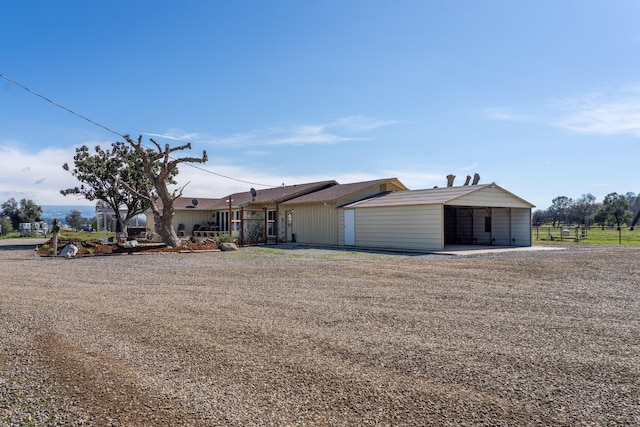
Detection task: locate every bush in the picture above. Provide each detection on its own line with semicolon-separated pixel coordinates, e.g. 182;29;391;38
217;233;235;244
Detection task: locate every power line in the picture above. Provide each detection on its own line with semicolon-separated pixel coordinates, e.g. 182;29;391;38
0;72;125;138
0;72;276;187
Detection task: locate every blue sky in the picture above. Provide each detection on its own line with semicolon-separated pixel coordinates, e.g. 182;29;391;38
1;1;639;210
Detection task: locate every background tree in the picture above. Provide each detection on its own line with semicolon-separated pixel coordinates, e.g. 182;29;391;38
65;209;84;230
0;216;12;235
1;198;19;229
1;198;43;229
19;199;43;223
548;196;573;227
124;134;208;247
532;209;548;226
596;192;631;228
567;193;598;225
62;142;156;232
627;193;640;217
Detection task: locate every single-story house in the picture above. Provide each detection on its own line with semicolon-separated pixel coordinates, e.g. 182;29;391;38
145;178;534;252
337;183;535;252
145;180;338;241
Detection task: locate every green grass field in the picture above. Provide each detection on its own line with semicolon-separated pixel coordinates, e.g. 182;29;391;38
533;226;640;245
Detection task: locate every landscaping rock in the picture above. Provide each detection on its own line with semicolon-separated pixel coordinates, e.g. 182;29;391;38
219;242;238;251
59;244;78;258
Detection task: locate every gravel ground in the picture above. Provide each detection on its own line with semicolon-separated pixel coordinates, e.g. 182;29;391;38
0;240;638;426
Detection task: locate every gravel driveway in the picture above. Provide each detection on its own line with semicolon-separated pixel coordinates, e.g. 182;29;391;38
1;240;638;426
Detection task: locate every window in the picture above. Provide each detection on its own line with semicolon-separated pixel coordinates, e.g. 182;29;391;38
484;216;491;233
267;210;277;237
232;210;240;232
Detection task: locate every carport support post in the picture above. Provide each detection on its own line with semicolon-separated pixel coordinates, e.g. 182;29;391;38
507;207;512;246
240;207;245;245
275;202;279;245
486;207;493;245
228;198;232;236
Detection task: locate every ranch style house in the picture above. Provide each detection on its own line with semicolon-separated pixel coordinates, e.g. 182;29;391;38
144;177;534;252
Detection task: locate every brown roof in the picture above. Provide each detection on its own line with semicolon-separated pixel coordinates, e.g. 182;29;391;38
171;196;224;210
219;180;338;208
157;181;339;211
281;178;408;205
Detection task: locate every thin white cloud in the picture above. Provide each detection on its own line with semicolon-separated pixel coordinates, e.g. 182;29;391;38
482;108;527;121
145;129;202;141
0;144;93;205
149;115;397;148
483;87;640;138
328;115;399;132
552;88;640;136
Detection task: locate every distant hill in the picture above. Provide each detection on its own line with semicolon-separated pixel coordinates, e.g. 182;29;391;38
40;205;146;227
41;205;96;223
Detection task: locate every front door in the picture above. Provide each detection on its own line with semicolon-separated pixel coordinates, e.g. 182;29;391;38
285;210;294;242
344;210;355;245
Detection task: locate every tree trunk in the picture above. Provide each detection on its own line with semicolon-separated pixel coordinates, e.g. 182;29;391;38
152;205;182;248
123;134;207;248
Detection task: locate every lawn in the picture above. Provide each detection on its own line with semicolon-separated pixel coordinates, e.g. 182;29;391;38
533;225;640;245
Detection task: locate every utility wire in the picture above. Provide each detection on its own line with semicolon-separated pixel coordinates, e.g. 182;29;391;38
1;72;125;138
0;72;276;187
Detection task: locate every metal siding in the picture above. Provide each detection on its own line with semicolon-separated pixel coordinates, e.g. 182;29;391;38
511;208;532;246
453;187;530;208
291;203;338;245
456;208;473;244
473;208;492;244
354;205;443;251
492;208;511;245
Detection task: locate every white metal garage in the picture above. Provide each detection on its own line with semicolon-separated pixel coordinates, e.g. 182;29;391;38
339;183;535;252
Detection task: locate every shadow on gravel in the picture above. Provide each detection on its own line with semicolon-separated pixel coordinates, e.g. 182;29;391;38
265;243;429;256
0;239;45;252
0;244;39;251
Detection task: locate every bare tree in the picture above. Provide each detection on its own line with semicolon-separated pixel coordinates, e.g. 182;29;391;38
124;135;208;247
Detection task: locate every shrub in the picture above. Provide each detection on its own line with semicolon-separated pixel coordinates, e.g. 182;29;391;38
217;233;235;244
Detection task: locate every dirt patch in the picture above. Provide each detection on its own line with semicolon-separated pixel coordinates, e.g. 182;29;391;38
34;332;187;426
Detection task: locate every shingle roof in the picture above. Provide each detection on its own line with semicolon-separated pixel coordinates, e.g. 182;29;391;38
237;180;338;206
172;197;224;210
281;178;408;205
343;183;534;208
158;181;339;211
